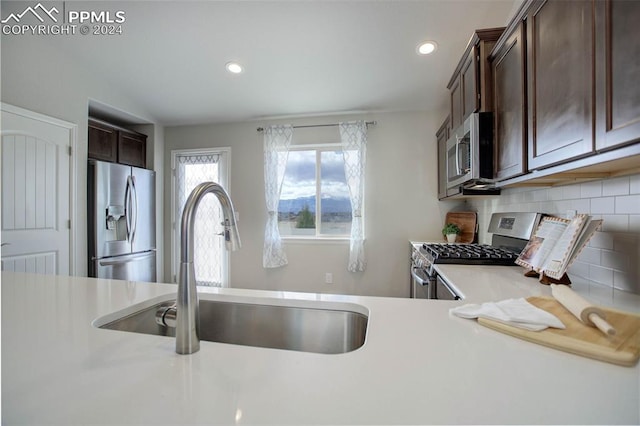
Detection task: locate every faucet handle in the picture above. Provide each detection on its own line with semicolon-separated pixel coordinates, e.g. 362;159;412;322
155;302;177;328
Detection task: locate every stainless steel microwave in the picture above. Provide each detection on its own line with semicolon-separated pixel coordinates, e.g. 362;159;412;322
445;112;494;196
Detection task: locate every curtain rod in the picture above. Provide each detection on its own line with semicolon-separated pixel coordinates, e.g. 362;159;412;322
256;121;376;132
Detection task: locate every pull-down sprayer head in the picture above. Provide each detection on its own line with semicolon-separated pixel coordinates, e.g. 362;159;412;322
176;181;241;354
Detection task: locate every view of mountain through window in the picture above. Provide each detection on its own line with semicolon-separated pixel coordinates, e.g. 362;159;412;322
278;148;353;237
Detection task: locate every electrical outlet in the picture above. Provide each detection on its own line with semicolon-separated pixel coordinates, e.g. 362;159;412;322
566;210;577;219
325;273;333;284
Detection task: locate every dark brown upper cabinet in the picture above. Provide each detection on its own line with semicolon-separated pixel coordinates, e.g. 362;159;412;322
461;51;477;121
436;117;450;200
491;21;527;181
449;76;463;132
88;119;118;163
595;0;640;151
447;28;505;131
88;118;147;168
484;0;640;188
117;130;147;168
526;0;595;170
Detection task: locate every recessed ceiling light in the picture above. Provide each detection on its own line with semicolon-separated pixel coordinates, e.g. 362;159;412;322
417;41;438;55
225;62;243;74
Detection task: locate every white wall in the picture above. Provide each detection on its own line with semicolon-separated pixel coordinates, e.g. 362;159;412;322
165;110;446;297
1;33;165;279
465;175;640;296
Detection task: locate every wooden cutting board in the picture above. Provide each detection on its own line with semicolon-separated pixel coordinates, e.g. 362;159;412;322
444;211;477;243
478;296;640;366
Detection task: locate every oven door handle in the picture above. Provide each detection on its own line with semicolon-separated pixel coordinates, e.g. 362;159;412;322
437;276;462;300
411;268;430;286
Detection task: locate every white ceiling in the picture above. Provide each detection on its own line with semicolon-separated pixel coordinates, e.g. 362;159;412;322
57;1;518;126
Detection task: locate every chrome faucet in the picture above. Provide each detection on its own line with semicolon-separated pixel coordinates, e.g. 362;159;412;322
175;182;241;354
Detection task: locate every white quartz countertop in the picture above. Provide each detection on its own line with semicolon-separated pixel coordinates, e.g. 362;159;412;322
2;270;639;425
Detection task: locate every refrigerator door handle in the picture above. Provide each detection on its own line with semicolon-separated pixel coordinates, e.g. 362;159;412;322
98;251;155;266
131;175;138;245
124;176;133;243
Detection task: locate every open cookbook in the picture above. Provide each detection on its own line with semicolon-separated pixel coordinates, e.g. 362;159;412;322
515;214;603;280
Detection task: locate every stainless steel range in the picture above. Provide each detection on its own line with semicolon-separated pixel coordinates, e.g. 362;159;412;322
410;212;544;300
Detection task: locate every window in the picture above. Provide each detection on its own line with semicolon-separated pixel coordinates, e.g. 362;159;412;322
278;144;355;238
263;120;367;270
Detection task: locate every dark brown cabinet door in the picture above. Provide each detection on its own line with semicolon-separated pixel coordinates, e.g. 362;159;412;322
595;0;640;151
118;131;147;168
447;28;503;137
461;49;478;119
88;119;118;163
88;118;147;168
527;0;595;170
450;75;463;131
492;22;527;180
436;117;450;200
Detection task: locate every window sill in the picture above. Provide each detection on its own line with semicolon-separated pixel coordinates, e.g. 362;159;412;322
281;236;351;244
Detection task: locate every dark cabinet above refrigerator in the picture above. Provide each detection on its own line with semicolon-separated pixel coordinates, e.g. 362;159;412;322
88;118;147;168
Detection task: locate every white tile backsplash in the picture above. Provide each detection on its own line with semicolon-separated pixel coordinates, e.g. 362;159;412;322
548;186;564;201
615;194;640;214
590;196;616;214
614;270;638;293
568;260;590;278
578;246;601;264
601;249;628;271
602;176;630;196
532;189;548;202
589;231;614;249
580;181;603;198
600;214;629;232
562;184;582;199
630;175;640;194
466;173;640;296
589;264;614;286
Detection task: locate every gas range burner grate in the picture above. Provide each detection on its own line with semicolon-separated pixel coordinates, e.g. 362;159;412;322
421;243;519;266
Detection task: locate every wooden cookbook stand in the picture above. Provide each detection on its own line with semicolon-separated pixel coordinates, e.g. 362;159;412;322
524;269;572;286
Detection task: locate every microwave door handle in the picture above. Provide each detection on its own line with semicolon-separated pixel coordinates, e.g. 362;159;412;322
455;135;462;176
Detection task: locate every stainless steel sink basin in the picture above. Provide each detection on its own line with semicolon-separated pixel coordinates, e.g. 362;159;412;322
93;295;368;354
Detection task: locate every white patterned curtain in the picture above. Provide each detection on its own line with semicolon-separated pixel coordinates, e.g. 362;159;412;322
263;125;293;268
339;121;367;272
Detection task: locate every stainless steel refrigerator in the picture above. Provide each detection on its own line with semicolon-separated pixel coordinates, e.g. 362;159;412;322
88;159;156;281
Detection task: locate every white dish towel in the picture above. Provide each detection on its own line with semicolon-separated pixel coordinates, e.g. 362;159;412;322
449;298;566;331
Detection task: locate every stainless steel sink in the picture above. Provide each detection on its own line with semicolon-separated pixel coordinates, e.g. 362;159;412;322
94;296;368;354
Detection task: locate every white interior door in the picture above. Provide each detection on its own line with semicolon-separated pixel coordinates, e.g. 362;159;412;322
1;104;75;275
